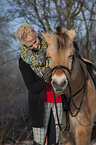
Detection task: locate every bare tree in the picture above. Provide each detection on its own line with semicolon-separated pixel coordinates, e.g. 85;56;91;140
6;0;96;62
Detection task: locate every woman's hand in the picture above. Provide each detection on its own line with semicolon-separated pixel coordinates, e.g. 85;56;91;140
43;66;52;83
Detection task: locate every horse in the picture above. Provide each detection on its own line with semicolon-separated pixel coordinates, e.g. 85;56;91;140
42;26;96;145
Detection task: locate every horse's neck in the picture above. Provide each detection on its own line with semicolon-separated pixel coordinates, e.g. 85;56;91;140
66;59;87;96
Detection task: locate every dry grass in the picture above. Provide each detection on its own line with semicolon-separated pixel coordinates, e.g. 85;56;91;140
0;109;96;145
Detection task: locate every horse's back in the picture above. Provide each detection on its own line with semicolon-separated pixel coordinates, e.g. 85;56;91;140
82;58;96;88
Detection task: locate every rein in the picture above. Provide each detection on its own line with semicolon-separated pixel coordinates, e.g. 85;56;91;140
52;63;87;133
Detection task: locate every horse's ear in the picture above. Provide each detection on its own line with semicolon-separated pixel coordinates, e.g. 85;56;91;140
41;31;52;43
67;26;75;40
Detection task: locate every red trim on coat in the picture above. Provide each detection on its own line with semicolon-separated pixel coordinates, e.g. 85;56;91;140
44;83;62;103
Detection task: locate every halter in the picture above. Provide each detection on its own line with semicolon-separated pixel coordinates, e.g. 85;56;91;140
51;57;87;133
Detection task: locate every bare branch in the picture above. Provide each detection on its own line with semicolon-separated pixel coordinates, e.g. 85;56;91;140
71;0;86;19
89;31;96;41
57;5;67;17
81;8;89;59
72;2;80;15
33;0;47;32
43;0;52;32
84;2;96;14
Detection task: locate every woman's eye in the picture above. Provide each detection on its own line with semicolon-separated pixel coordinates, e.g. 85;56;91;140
68;55;73;59
47;56;51;60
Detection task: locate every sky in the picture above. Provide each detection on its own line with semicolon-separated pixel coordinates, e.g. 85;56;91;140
0;0;26;49
0;0;96;63
0;0;25;32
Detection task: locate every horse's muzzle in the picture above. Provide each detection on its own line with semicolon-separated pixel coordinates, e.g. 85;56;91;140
51;75;68;94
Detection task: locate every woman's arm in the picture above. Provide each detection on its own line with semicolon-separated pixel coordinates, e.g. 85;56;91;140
19;57;48;94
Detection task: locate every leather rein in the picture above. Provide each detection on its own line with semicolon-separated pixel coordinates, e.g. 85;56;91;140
51;56;87;132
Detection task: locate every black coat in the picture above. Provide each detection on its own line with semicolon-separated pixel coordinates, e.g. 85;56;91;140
19;57;48;127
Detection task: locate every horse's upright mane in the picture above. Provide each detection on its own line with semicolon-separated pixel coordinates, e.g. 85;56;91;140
53;26;72;50
53;26;68;34
83;58;96;88
73;41;96;88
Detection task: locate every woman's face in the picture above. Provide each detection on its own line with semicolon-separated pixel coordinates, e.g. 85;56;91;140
25;37;40;50
24;36;40;50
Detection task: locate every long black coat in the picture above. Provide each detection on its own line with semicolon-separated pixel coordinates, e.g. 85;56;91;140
19;57;48;127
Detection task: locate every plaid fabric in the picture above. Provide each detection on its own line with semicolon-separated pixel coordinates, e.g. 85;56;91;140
33;103;63;145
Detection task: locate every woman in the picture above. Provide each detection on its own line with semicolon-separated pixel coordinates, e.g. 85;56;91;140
17;24;63;145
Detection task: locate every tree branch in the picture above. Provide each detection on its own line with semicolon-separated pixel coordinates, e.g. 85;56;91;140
81;8;89;59
71;0;86;19
33;0;47;32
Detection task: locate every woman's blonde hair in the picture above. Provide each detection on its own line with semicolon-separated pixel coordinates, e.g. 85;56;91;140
16;24;37;44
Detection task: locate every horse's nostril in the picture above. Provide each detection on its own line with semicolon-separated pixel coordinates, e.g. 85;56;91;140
52;81;57;87
61;80;67;87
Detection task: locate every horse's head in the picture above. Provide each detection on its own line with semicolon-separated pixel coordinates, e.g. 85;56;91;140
42;26;76;94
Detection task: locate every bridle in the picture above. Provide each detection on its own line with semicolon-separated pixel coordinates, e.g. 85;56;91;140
51;55;87;132
51;54;74;76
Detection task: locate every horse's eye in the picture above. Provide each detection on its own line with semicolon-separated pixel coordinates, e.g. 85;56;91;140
68;55;73;59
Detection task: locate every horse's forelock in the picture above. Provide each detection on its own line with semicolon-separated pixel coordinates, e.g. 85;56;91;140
49;26;73;51
53;26;67;34
52;26;72;50
53;32;72;50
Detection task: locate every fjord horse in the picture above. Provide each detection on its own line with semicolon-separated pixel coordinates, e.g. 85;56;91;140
42;26;96;145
